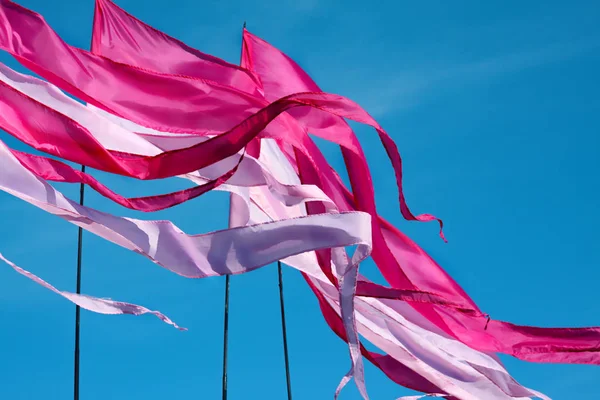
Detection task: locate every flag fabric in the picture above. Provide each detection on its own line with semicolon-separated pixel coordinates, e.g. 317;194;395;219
0;253;184;329
90;2;600;394
0;136;374;280
239;26;600;365
0;61;458;306
234;138;550;399
88;0;445;232
89;0;599;366
0;0;598;399
0;62;541;396
92;0;263;96
0;1;438;255
1;130;549;398
0;0;439;240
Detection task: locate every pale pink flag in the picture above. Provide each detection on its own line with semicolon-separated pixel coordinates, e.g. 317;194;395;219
0;61;546;397
86;0;598;388
0;86;548;396
240;26;600;366
0;140;373;279
248;140;549;399
0;62;452;308
0;132;374;283
4;132;541;398
0;0;441;248
0;253;184;330
0;0;596;394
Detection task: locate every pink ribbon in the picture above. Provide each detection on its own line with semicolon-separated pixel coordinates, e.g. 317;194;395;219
0;253;184;330
0;0;441;238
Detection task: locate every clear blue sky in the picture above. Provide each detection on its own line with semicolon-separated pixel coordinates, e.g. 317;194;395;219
0;0;598;398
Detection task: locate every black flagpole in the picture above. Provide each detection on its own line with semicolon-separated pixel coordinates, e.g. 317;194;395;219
74;8;99;397
222;22;249;399
223;21;292;400
73;164;85;400
277;261;293;400
243;20;293;399
221;273;230;400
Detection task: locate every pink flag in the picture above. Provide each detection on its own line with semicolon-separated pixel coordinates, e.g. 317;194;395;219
3;93;556;396
249;140;549;399
0;63;461;310
13;148;242;212
3;0;595;395
3;134;546;398
99;0;443;229
86;0;600;376
239;27;600;366
0;4;429;232
91;0;263;96
0;253;184;330
94;103;600;369
0;136;374;281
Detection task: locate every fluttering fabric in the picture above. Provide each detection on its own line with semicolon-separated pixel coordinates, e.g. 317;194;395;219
1;130;547;399
0;253;184;329
0;62;457;310
89;0;599;368
0;0;597;398
238;27;600;366
0;136;374;280
246;140;550;400
90;0;599;394
0;56;545;396
0;61;436;396
2;96;546;398
0;0;442;241
87;6;561;396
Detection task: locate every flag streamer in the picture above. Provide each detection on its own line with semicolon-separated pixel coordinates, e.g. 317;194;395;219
0;0;597;399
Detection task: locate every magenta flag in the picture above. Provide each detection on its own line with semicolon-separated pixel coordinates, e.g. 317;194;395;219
241;27;600;367
92;0;263;96
92;0;443;228
1;0;596;396
86;0;600;373
0;1;442;254
13;148;241;212
2;134;549;397
0;136;374;280
0;62;460;309
248;141;549;399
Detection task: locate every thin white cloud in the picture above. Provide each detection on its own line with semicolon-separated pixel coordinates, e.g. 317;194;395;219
357;37;600;117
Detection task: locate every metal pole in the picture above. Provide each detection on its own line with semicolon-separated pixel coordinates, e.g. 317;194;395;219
278;261;293;400
73;164;85;400
223;21;293;400
221;274;230;400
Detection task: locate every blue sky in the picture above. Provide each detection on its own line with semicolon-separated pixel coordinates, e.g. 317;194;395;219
0;0;599;398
